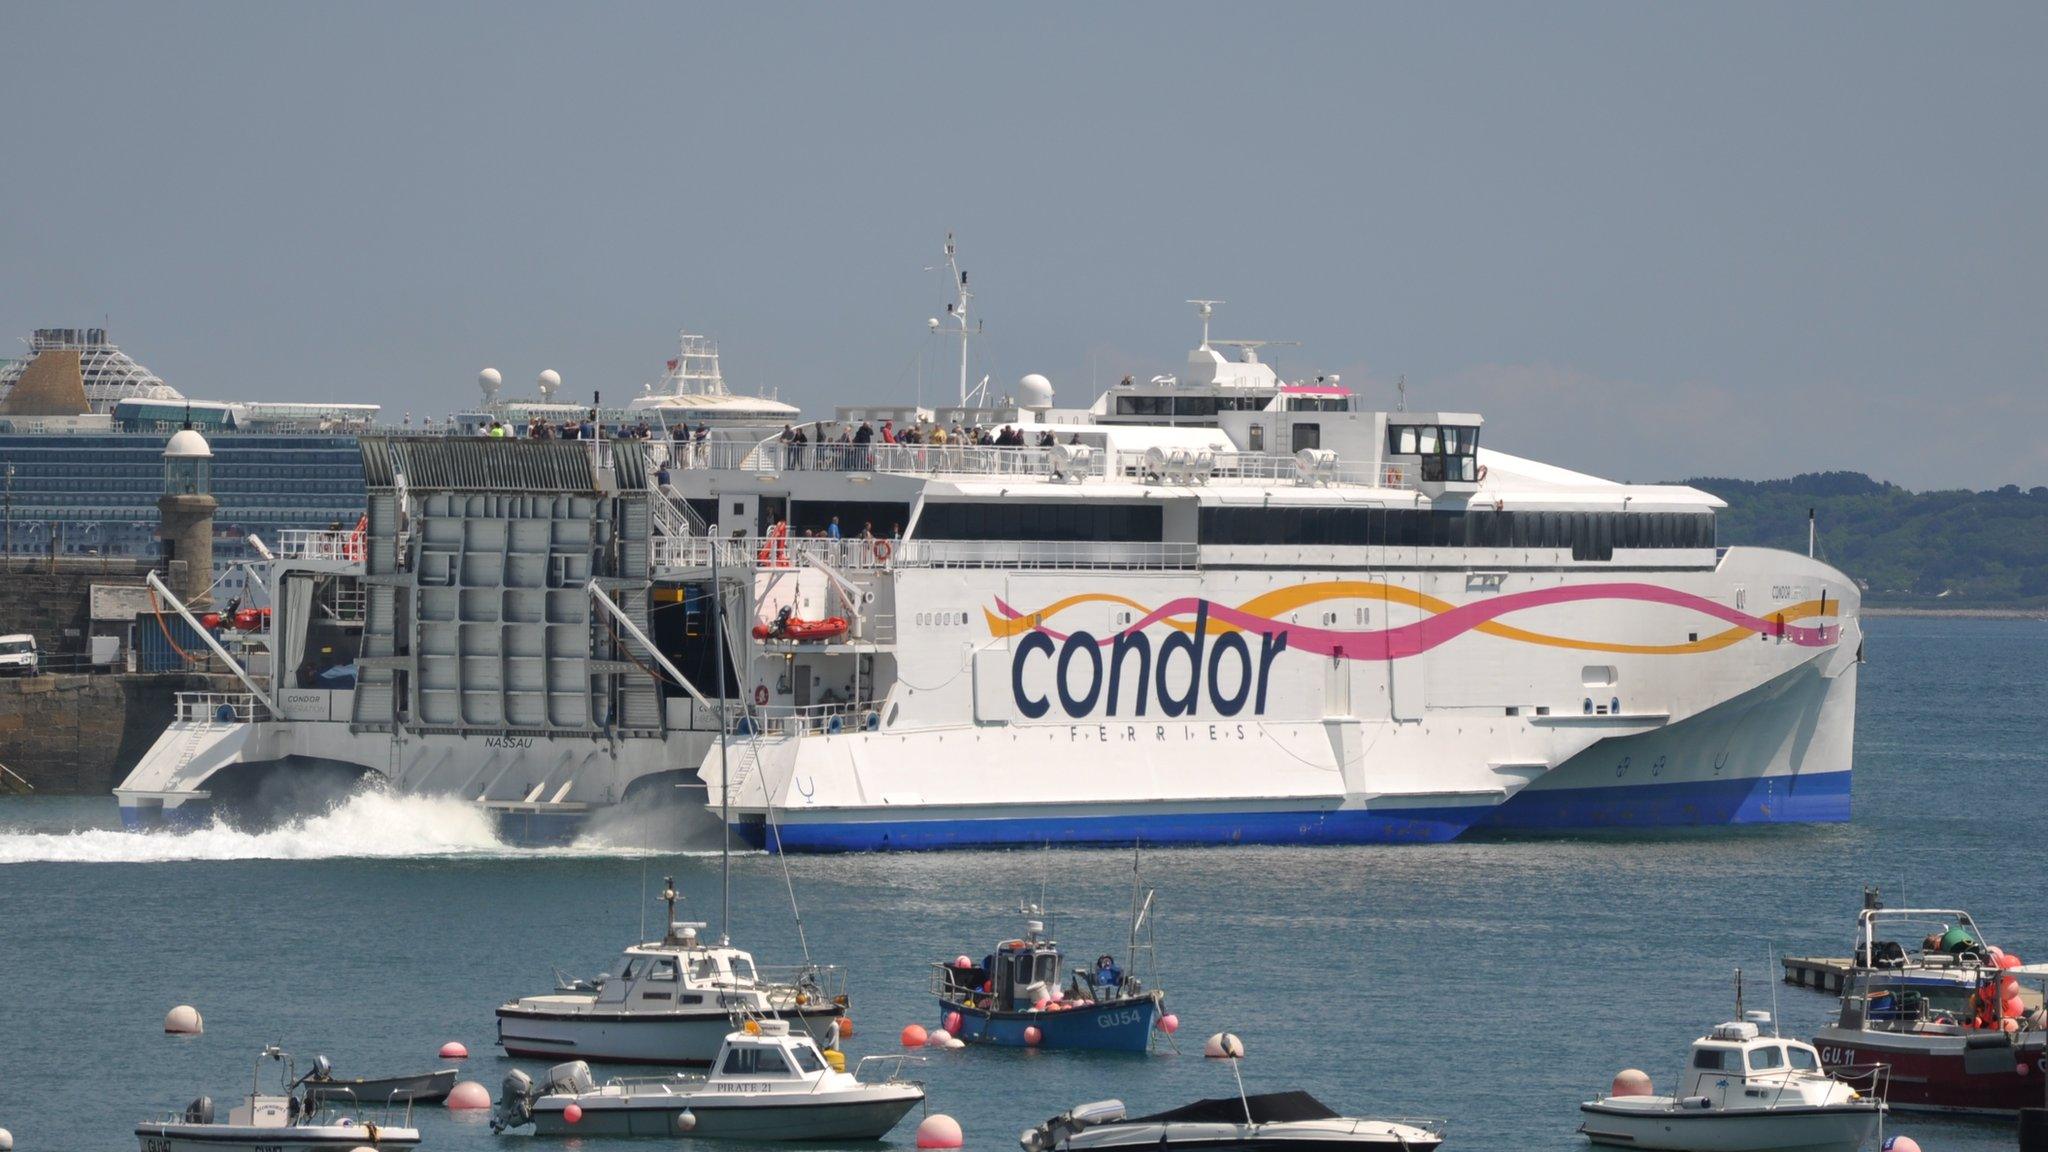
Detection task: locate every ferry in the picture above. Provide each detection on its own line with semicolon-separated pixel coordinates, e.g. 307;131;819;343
113;254;1859;848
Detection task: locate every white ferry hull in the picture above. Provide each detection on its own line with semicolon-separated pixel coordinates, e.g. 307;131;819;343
713;548;1859;852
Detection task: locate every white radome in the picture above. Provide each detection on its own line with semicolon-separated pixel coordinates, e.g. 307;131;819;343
1019;373;1054;410
164;429;213;459
538;368;562;396
478;367;504;397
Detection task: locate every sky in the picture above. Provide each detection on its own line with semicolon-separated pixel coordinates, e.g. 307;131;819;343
2;2;2042;491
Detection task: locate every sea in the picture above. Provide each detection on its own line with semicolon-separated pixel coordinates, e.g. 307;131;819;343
1;615;2043;1152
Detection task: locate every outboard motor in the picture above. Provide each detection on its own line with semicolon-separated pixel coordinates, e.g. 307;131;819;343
184;1096;215;1125
310;1054;333;1081
545;1061;596;1096
491;1069;535;1132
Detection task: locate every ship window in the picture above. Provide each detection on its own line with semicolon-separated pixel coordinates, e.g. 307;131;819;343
1786;1046;1818;1071
620;957;649;981
915;502;1162;543
792;1045;825;1073
1748;1046;1784;1071
721;1045;792;1076
648;958;678;982
1115;395;1172;416
1693;1048;1734;1070
1390;426;1419;455
1290;423;1320;452
731;956;757;984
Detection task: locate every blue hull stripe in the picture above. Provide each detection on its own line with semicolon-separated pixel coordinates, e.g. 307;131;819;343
1474;769;1851;831
941;999;1158;1051
741;772;1852;853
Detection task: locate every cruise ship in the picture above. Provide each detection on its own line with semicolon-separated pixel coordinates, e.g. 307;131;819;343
113;286;1859;848
0;327;373;595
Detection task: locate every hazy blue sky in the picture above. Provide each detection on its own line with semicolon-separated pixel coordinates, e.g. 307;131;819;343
3;3;2041;489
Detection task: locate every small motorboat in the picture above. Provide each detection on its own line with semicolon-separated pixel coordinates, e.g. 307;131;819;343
936;895;1165;1052
494;1018;925;1140
1581;1011;1884;1152
1023;1034;1441;1150
297;1055;458;1105
497;877;847;1065
136;1045;421;1152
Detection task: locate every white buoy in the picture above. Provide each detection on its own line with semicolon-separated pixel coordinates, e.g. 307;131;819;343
675;1109;697;1132
0;1126;14;1150
164;1005;203;1034
445;1081;491;1110
1203;1032;1245;1059
916;1113;965;1149
926;1027;953;1048
945;1037;966;1049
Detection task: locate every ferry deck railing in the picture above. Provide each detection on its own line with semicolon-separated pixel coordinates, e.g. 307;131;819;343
653;534;1198;573
674;439;1416;490
275;528;364;562
175;691;270;724
736;702;882;738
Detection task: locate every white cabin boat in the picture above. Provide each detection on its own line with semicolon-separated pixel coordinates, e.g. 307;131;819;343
494;1019;924;1140
1580;1015;1884;1152
496;879;846;1065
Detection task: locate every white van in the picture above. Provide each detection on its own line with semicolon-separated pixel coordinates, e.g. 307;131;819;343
0;634;40;677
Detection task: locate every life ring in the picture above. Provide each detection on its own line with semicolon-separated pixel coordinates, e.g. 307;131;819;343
1475;463;1488;482
753;685;770;706
870;539;892;562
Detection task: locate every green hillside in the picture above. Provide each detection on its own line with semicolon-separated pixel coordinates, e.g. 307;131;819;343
1683;472;2048;607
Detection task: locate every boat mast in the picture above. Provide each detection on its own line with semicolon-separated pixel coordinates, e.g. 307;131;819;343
713;538;732;946
944;233;979;408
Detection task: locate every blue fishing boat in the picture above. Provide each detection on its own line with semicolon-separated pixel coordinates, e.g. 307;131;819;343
933;900;1167;1053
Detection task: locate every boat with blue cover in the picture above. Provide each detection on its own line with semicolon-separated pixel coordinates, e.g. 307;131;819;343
934;900;1164;1052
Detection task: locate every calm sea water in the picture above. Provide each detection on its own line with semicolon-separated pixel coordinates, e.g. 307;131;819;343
2;616;2044;1152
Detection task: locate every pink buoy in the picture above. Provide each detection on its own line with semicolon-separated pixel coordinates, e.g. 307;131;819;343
2001;951;2025;968
945;1011;963;1034
2019;1061;2032;1076
915;1114;964;1149
1023;1025;1042;1046
1611;1069;1653;1097
562;1103;583;1124
900;1023;928;1048
2005;995;2027;1019
439;1041;468;1060
445;1081;491;1110
1881;1137;1921;1152
1158;1013;1180;1034
954;955;974;968
926;1027;953;1048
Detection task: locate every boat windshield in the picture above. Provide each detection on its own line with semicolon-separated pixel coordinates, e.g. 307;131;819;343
1786;1047;1819;1071
721;1046;791;1076
731;956;757;984
791;1045;825;1073
1748;1046;1784;1071
0;639;32;655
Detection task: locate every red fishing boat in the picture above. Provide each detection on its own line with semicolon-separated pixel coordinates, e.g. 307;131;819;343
1811;905;2046;1115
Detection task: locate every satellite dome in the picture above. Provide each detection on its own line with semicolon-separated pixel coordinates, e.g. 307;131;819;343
1018;373;1054;411
164;428;213;459
478;368;504;399
538;368;562;398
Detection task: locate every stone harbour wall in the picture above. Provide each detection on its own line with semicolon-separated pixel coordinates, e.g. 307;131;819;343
0;671;235;795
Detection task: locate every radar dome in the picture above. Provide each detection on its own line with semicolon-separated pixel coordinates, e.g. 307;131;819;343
1018;373;1054;411
538;369;562;398
477;368;503;399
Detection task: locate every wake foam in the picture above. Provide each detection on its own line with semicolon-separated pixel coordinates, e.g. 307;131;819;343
0;789;672;864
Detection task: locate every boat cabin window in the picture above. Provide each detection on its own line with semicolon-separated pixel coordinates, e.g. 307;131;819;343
730;956;757;984
721;1045;791;1076
916;502;1162;543
693;956;722;981
1786;1047;1818;1071
1748;1046;1784;1071
791;1045;826;1073
620;956;650;981
1388;423;1481;483
1692;1047;1736;1070
648;958;679;983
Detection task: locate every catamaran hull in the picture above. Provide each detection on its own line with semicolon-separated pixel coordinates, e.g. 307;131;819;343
497;1005;846;1066
527;1093;921;1140
1578;1103;1879;1152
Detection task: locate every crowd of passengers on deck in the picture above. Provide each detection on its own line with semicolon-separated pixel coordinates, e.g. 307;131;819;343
774;418;1082;470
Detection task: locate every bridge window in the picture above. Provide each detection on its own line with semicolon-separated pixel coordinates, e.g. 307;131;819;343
916;502;1162;543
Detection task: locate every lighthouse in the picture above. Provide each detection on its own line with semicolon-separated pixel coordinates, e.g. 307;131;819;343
157;423;217;607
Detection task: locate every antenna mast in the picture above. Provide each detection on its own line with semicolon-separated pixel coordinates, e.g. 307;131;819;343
944;232;979;408
1187;300;1224;350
